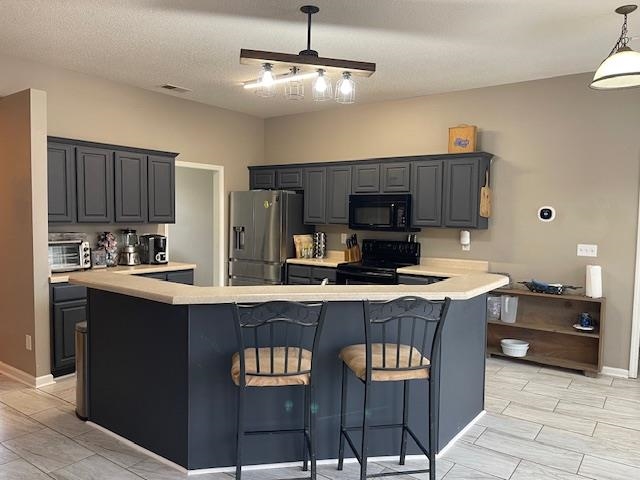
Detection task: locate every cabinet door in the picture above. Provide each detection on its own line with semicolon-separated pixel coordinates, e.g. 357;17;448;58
443;158;479;228
140;272;167;280
166;270;194;285
48;143;76;223
352;164;380;193
411;160;443;227
303;167;327;224
76;146;114;223
382;162;411;192
148;155;175;223
276;168;303;190
326;165;352;224
52;299;87;376
250;169;276;189
114;151;147;223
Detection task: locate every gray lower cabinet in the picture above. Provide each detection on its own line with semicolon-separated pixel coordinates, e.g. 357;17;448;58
326;165;352;224
47;143;76;223
443;157;485;228
276;168;303;190
303;167;327;224
139;269;194;284
50;284;87;377
382;162;411;192
352;164;380;193
148;155;175;223
287;264;336;285
76;146;114;223
115;151;148;223
250;169;276;189
397;274;447;285
411;160;443;227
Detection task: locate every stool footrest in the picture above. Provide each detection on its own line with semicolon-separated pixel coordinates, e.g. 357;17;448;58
367;468;431;477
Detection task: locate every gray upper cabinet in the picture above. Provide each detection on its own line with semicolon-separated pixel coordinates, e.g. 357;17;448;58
411;160;443;227
47;143;76;223
326;165;352;224
115;151;147;223
303;167;327;224
443;157;483;228
352;164;380;193
76;146;114;223
148;155;175;223
276;168;303;190
382;162;411;192
250;169;276;189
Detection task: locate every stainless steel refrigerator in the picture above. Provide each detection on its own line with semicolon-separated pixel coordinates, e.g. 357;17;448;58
229;190;310;285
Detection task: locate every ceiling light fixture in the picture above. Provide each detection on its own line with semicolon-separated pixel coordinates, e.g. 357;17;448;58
591;4;640;90
239;5;375;103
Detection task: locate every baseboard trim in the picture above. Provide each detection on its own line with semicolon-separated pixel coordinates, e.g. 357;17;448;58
88;409;485;475
601;366;629;378
0;360;53;387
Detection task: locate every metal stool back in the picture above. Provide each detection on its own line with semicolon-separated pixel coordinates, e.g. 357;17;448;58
232;300;327;480
338;296;451;480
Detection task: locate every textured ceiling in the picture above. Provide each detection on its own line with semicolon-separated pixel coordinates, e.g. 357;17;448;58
0;0;635;118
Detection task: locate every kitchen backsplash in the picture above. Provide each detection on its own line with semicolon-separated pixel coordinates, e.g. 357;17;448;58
48;224;164;247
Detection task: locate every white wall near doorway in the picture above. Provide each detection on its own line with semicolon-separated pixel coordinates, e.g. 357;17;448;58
167;162;224;286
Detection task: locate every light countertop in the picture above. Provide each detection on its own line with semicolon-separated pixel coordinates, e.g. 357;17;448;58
286;251;344;268
68;270;508;305
50;262;197;284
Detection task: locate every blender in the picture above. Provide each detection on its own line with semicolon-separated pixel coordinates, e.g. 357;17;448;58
118;229;141;266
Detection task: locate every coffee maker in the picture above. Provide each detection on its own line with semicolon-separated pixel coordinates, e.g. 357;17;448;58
139;234;168;264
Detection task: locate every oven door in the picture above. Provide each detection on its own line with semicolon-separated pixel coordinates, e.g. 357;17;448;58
336;269;397;285
48;242;83;272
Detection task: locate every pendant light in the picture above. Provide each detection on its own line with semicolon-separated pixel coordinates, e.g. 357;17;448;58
284;67;305;100
335;72;356;104
312;69;332;101
255;63;277;97
591;5;640;90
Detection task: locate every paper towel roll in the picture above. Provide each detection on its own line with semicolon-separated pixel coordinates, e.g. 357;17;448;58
586;265;602;298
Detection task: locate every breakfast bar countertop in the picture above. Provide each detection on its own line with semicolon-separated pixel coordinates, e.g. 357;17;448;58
68;270;508;304
50;262;197;284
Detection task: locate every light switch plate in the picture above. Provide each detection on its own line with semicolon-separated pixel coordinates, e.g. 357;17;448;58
577;244;598;257
25;335;32;351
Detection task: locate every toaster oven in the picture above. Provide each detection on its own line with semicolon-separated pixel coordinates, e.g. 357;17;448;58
48;240;91;272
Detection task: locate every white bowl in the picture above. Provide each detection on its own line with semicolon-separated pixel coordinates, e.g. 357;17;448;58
500;339;529;358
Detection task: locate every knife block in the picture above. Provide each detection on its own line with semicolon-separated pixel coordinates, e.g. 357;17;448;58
344;246;361;262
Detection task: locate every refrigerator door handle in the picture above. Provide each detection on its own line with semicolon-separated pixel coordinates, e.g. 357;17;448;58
234;226;245;250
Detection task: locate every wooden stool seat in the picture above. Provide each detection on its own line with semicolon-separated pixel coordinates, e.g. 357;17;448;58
231;347;312;387
339;343;430;382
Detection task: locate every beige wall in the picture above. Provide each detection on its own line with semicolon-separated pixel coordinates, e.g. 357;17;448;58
0;89;49;377
265;73;640;370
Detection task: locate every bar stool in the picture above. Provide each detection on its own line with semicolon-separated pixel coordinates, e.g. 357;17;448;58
337;296;451;480
231;300;327;480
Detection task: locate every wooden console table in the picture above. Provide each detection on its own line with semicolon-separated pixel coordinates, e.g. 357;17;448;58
487;288;605;376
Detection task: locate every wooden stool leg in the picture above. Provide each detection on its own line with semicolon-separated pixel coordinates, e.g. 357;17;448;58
235;386;244;480
399;380;410;465
338;362;347;470
303;385;309;472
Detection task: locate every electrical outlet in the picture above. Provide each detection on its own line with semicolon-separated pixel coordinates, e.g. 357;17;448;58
462;244;470;251
577;244;598;257
25;335;32;351
340;233;348;244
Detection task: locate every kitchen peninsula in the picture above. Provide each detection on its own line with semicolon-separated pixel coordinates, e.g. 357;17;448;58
69;271;508;471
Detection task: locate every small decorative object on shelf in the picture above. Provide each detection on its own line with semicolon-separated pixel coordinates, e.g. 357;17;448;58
519;279;580;295
91;248;108;269
448;124;477;153
97;232;118;266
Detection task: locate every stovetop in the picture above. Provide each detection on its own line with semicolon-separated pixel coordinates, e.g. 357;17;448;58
337;239;420;274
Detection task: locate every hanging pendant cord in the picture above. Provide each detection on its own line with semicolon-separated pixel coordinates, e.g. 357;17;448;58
307;10;313;51
610;13;630;55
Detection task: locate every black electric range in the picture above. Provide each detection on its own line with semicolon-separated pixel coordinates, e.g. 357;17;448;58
336;239;420;285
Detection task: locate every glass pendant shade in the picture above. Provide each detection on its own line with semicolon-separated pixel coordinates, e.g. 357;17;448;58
284;67;305;100
312;69;332;101
256;63;277;97
590;46;640;89
335;72;356;104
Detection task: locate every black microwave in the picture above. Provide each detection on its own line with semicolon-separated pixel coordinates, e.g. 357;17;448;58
348;194;418;232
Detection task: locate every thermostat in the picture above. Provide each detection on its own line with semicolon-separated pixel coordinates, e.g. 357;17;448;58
538;206;556;222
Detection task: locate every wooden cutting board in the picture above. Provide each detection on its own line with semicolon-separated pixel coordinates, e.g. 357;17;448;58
480;170;491;218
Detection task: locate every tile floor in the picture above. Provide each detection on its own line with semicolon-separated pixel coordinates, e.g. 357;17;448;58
1;357;640;479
